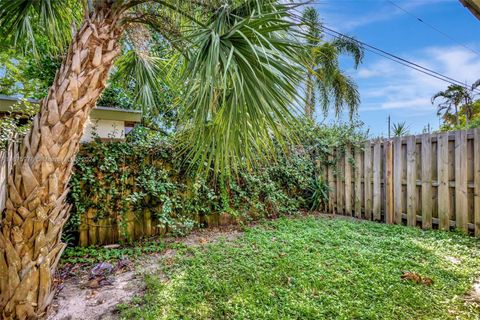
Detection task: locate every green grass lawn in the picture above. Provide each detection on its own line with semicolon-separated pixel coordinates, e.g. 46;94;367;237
120;216;480;320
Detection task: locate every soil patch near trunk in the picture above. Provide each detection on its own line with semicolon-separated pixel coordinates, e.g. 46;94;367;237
47;227;242;320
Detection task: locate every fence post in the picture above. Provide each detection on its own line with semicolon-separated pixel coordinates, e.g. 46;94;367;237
385;140;394;224
344;146;352;216
438;132;450;231
406;135;417;227
455;130;468;232
328;154;336;214
364;141;372;220
354;146;363;219
421;134;432;229
393;137;403;224
474;128;480;236
373;140;382;221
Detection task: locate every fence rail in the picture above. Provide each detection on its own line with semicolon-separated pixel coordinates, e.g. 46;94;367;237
323;128;480;235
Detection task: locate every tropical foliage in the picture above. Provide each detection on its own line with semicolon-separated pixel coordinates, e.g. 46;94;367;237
391;121;409;137
302;7;363;120
0;99;38;148
65;121;367;245
0;0;307;317
432;81;480;131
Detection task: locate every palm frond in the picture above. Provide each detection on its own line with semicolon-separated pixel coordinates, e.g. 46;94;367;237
391;121;409;137
331;36;364;68
302;6;322;46
330;71;359;119
0;0;81;54
177;1;303;175
112;47;175;116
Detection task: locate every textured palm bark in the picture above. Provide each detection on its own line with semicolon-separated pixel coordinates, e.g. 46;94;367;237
305;71;315;120
0;10;123;319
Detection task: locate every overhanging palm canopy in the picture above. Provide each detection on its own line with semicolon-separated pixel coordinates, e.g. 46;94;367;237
0;1;305;317
0;0;304;173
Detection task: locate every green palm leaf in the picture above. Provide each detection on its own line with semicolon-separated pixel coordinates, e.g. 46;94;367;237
0;0;80;53
177;1;303;175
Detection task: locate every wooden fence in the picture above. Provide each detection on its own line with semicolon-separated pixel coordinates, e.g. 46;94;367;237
323;128;480;235
1;129;479;246
0;136;18;214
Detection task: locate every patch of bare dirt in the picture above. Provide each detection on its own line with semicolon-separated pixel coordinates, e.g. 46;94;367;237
466;278;480;305
47;227;242;320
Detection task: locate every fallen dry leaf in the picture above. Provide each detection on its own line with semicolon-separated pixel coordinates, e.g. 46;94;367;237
401;271;433;286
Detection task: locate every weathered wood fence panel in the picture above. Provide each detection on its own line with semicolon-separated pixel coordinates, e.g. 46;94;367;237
324;129;480;235
2;129;480;246
0;136;19;214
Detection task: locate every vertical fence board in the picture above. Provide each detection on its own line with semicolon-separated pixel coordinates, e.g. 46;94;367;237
373;141;382;221
364;142;372;220
406;136;417;227
79;213;88;247
421;134;433;229
385;141;394;224
393;138;403;224
0;136;18;215
87;209;97;246
354;147;362;218
438;132;450;230
455;131;468;232
474;129;480;236
345;146;352;216
328;155;336;214
144;208;152;237
336;152;344;215
75;129;480;246
98;219;108;245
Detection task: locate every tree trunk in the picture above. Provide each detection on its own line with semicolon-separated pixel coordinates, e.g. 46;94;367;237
305;71;315;120
454;105;460;126
0;9;123;319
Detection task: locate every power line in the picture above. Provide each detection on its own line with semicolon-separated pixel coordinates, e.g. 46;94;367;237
290;7;480;93
319;25;480;94
386;0;480;58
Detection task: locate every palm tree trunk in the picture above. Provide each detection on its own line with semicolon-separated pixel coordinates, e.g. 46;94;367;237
305;71;315;120
0;10;123;319
465;98;470;127
454;104;460;126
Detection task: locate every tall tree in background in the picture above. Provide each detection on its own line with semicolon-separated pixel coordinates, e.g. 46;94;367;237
432;84;473;126
302;7;364;120
0;1;303;318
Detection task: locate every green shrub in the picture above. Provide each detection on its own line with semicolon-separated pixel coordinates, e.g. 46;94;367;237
66;121;366;245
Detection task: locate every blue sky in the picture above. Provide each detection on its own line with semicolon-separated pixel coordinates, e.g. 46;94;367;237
313;0;480;137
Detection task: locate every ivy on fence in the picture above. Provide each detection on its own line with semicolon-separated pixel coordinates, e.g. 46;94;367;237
66;122;366;246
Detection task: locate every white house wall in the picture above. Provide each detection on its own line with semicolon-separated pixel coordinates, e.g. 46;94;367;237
81;118;126;142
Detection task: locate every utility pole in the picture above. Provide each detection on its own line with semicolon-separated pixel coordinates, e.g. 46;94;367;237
387;115;391;139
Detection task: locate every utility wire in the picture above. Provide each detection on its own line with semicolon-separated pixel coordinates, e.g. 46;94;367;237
386;0;480;58
290;7;480;93
323;30;477;93
318;25;480;94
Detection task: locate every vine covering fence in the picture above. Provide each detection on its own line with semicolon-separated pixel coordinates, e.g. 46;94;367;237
323;128;480;235
1;129;479;247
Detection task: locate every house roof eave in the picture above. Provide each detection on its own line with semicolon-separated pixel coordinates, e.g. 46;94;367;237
0;95;142;122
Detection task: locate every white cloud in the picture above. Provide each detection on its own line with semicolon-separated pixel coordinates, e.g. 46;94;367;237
355;45;480;114
357;60;398;79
